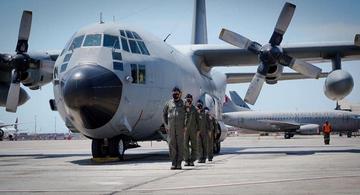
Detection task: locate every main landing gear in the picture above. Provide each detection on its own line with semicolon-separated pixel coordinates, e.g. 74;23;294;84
284;132;294;139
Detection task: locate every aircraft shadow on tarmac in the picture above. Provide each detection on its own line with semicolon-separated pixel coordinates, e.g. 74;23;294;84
1;146;359;165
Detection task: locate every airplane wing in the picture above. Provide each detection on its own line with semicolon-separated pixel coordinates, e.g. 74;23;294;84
226;72;328;84
258;120;300;131
191;41;360;67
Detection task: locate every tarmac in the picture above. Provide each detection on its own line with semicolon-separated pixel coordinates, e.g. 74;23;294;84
0;135;359;194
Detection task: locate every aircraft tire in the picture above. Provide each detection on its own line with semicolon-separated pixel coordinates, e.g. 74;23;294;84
91;139;107;158
284;133;291;139
347;131;352;138
0;130;4;141
108;136;125;160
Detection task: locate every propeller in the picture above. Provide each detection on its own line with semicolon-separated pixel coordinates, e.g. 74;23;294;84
2;10;32;112
219;2;322;105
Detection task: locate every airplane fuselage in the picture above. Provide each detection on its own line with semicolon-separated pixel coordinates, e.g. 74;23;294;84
53;23;227;141
223;111;360;133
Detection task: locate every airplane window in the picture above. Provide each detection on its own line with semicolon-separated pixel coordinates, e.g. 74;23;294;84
83;34;102;47
63;53;72;63
132;32;142;40
121;38;130;52
70;35;85;50
126;30;134;39
103;34;120;49
129;40;141;54
137;41;150;55
112;52;122;61
131;64;138;83
113;62;123;71
120;30;126;37
138;64;146;84
60;63;68;73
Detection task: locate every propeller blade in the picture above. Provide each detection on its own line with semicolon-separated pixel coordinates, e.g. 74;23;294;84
279;54;322;78
290;59;322;79
6;71;21;112
269;2;296;45
219;28;253;49
16;10;32;53
244;72;266;105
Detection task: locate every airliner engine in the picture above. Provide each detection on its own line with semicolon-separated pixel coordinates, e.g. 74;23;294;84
297;124;319;135
324;70;354;100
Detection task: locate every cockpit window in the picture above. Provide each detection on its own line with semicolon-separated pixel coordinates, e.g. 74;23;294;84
103;34;120;49
121;38;129;52
126;30;134;39
70;35;85;50
129;40;141;54
120;30;150;55
132;32;142;40
137;41;150;55
120;30;126;37
83;34;102;47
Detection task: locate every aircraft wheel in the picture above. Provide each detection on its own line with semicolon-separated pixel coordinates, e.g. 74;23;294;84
0;130;4;141
91;139;107;158
108;136;125;160
214;142;221;154
347;131;352;138
284;133;291;139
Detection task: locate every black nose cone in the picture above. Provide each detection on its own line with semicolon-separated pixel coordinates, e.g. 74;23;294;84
62;65;122;129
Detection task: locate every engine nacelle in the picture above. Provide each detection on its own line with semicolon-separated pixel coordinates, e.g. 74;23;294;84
0;84;29;107
265;65;283;84
21;52;57;90
297;124;319;135
324;70;354;101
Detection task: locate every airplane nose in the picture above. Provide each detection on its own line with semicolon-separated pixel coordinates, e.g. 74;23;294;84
62;65;122;129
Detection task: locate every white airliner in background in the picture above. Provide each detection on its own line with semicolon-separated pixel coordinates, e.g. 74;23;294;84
223;91;360;139
0;118;20;141
0;0;360;159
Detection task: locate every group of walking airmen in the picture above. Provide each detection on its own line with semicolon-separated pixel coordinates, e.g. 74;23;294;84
163;87;218;170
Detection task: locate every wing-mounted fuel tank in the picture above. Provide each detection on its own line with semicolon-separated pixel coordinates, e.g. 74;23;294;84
324;69;354;101
323;53;354;101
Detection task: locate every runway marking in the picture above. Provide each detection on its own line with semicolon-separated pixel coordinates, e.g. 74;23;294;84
128;175;360;192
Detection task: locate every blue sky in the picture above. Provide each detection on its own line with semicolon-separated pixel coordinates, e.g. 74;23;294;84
0;0;359;133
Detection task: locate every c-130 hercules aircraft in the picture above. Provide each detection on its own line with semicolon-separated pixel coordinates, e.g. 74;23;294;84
1;0;360;159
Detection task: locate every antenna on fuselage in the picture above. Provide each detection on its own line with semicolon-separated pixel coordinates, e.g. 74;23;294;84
113;16;115;22
99;12;104;24
163;33;171;42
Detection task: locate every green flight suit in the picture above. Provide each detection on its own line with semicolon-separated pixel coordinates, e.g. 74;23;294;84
198;109;208;162
163;99;186;168
184;104;199;163
207;115;217;161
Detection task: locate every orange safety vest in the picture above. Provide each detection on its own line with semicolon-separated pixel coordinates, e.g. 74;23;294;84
322;124;332;133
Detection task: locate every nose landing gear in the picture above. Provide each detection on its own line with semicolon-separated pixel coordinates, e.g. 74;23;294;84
91;136;126;161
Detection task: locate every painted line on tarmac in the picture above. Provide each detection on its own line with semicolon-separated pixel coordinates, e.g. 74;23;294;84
128;175;360;192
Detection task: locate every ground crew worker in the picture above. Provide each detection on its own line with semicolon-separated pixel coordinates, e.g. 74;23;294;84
163;87;187;170
197;101;207;163
206;111;217;162
322;121;332;145
184;94;199;166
